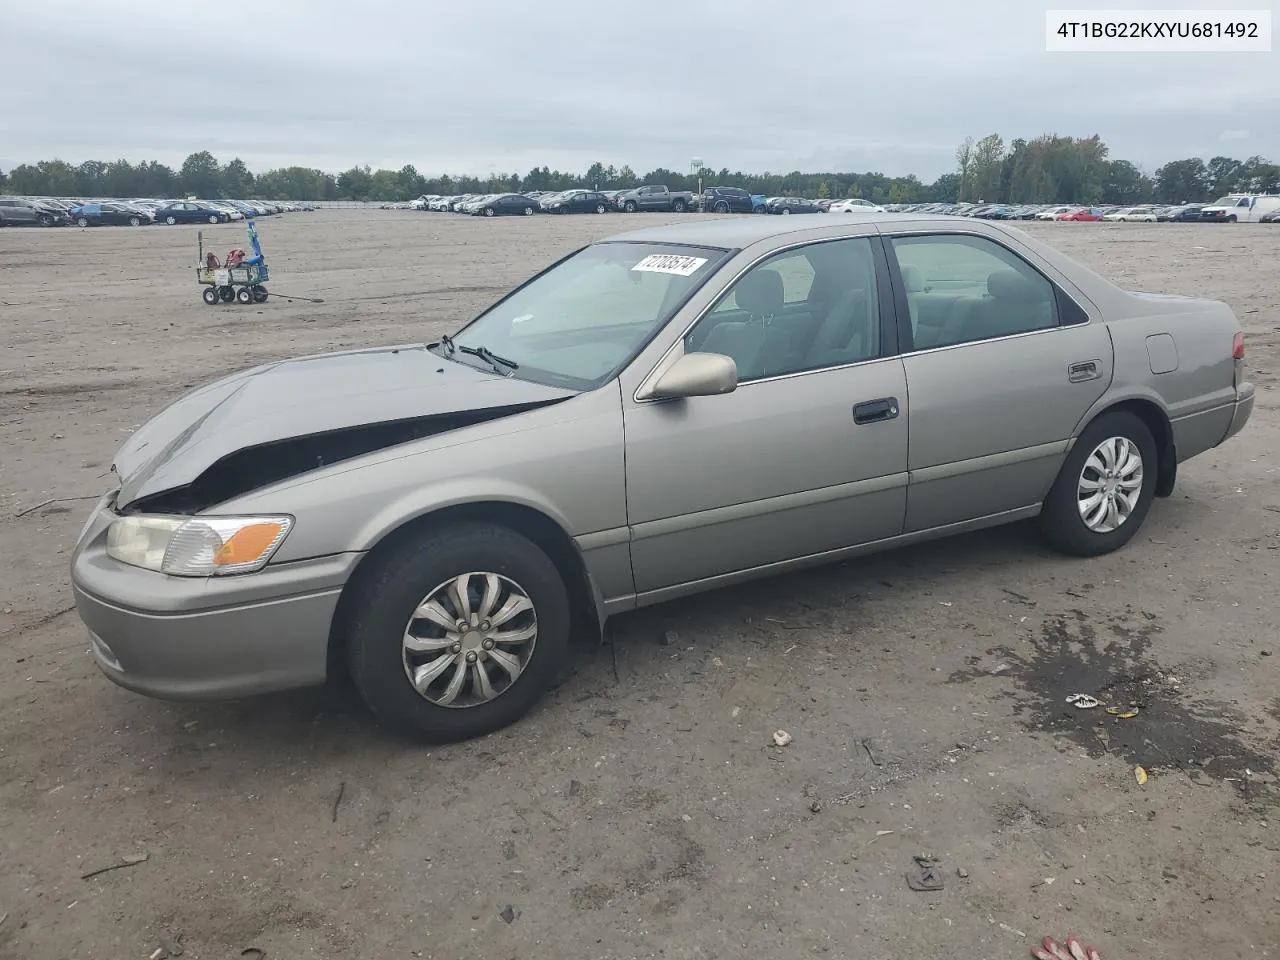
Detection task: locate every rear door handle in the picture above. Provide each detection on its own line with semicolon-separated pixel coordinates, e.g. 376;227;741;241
1068;360;1100;382
853;397;900;425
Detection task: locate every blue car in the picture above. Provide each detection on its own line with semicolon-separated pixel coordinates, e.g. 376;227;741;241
155;201;231;225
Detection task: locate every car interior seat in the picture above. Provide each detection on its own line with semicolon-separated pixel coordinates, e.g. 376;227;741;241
696;267;784;379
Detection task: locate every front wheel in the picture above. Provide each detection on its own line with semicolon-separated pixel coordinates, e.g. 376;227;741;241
219;285;235;302
236;287;253;304
201;287;219;305
166;216;177;225
672;199;686;213
209;214;220;224
128;216;141;227
38;214;54;226
1040;410;1157;557
251;285;268;303
77;217;89;227
523;206;534;216
781;208;791;215
484;207;495;217
624;201;637;213
1226;215;1237;223
714;201;729;214
595;203;606;214
344;522;571;742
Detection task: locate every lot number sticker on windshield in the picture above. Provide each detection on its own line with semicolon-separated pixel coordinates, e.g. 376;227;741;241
632;254;708;276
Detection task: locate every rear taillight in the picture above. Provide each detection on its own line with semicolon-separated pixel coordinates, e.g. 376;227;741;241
1232;332;1245;360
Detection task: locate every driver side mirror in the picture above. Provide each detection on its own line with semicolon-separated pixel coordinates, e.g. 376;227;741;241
649;352;738;399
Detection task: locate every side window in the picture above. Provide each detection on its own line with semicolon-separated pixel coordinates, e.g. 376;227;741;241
684;237;881;382
889;234;1059;351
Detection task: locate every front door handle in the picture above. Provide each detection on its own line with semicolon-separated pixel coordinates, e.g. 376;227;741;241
1068;360;1100;382
853;397;900;425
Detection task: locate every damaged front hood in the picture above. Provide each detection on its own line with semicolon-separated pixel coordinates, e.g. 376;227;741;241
114;343;576;509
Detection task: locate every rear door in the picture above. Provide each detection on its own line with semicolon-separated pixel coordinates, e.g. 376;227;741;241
885;230;1114;532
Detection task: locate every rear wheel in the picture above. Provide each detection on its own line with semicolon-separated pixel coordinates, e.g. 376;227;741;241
201;287;219;305
251;285;268;303
714;201;729;213
236;287;253;304
344;522;571;742
219;286;235;302
523;206;534;216
672;199;686;213
1040;410;1157;557
128;216;141;227
484;207;495;217
166;216;177;225
595;203;606;214
38;214;54;226
77;217;89;227
208;214;220;224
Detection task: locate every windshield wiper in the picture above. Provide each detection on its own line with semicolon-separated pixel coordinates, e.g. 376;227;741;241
459;344;519;375
437;333;456;355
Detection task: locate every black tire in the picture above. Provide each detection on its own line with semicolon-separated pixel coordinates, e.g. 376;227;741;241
128;216;141;227
345;522;571;742
201;287;219;305
219;286;235;302
1226;215;1237;223
1040;410;1157;557
166;216;177;225
38;214;54;226
624;200;637;213
672;199;686;213
523;206;534;216
714;201;729;214
484;207;495;217
781;208;791;215
595;203;606;214
208;214;220;224
236;287;253;304
77;217;90;227
251;285;268;303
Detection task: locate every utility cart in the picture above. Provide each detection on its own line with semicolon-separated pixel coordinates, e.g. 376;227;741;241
196;219;271;305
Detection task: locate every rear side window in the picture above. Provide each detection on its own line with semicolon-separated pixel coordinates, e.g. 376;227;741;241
889;234;1060;350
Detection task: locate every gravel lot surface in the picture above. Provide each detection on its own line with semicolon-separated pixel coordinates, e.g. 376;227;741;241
1;211;1277;960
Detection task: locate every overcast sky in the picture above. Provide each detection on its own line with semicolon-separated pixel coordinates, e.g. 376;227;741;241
3;0;1276;180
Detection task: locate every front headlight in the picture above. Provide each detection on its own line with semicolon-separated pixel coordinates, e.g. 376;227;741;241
106;515;293;576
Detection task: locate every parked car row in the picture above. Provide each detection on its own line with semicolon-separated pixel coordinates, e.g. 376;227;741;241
882;195;1280;223
0;195;315;227
410;186;894;218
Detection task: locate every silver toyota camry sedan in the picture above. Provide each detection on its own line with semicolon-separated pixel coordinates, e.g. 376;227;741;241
71;214;1255;741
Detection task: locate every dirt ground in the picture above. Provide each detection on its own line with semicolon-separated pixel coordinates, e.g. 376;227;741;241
1;210;1278;960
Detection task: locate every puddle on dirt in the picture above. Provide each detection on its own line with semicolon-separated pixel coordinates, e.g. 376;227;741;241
949;606;1278;806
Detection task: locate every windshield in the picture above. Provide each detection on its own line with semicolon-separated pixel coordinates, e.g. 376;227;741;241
448;241;729;389
1211;195;1244;206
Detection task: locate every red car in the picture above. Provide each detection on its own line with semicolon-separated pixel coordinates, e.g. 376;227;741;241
1056;207;1103;221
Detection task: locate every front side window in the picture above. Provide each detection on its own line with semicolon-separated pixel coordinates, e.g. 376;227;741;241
450;242;728;390
890;233;1059;350
684;237;882;382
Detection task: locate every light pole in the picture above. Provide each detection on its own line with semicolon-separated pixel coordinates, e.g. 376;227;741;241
691;158;704;211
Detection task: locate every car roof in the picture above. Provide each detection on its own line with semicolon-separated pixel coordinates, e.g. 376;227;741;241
601;211;923;248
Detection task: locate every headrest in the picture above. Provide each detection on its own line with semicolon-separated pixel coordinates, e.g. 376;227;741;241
987;268;1041;301
736;268;784;315
900;264;924;292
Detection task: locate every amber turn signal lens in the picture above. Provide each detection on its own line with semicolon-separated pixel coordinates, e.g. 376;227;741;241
213;521;288;566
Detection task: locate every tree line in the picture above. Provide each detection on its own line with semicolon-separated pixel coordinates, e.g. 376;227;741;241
2;139;1276;206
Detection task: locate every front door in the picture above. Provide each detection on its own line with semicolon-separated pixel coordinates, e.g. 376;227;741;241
623;235;910;595
886;231;1114;532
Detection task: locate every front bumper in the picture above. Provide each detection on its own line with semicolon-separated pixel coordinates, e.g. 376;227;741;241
70;494;361;701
